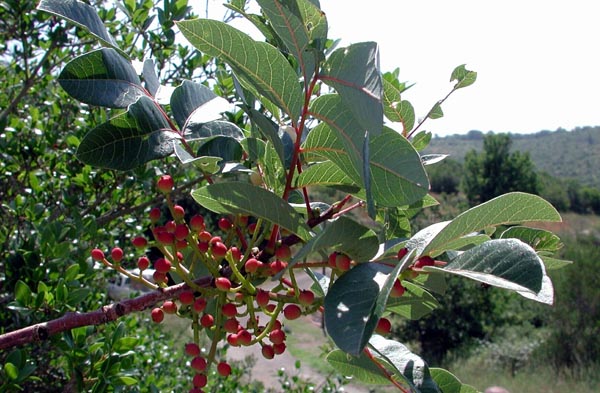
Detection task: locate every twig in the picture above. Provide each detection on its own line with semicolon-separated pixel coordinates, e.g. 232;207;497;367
0;276;212;351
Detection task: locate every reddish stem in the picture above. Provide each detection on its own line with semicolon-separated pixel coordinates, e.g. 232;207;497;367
363;347;411;392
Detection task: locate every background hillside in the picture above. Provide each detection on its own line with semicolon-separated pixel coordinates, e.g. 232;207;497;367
425;126;600;188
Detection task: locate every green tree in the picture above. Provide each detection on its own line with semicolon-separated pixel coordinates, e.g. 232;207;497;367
462;133;539;205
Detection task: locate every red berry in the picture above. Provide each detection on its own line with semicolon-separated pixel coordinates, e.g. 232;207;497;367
397;247;408;260
154;258;171;273
193;298;207;313
298;290;315;306
151;307;164;323
185;343;201;357
255;290;270;307
328;252;338;268
192;373;207;388
269;329;286;345
156;231;175;245
137;256;150;270
275;244;291;261
179;291;195;305
165;220;177;233
190;356;207;371
162;300;177;314
157;175;174;194
237;329;252;346
211;242;228;259
149;207;161;223
273;342;286;355
414;256;435;269
190;215;205;232
215;277;231;291
153;271;168;285
110;247;123;262
132;236;148;248
227;333;239;346
197;241;209;252
245;258;262;274
390;279;406;298
222;303;237;318
176;239;188;250
238;215;249;227
173;204;185;220
269;260;287;274
217;362;231;377
230;247;242;261
247;222;257;234
218;217;233;231
335;254;352;271
198;231;212;243
283;304;302;320
209;236;222;244
200;313;214;328
262;344;275;359
91;248;105;261
223;318;240;333
175;224;189;240
375;317;392;335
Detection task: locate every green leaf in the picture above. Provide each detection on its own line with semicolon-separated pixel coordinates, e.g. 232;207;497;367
369;335;440;393
320;42;383;135
191;182;312;241
177;19;303;122
411;131;432;151
76;96;178;170
4;362;18;380
292;216;379;263
386;281;440;320
170;80;224;129
37;0;127;58
326;349;390;385
430;368;478;393
499;226;562;252
430;238;554;304
303;124;429;207
115;376;139;386
58;48;143;108
422;193;561;256
247;109;285;166
324;252;410;355
382;79;415;133
295;161;358;189
429;102;444;119
451;64;477;89
541;256;573;270
257;0;327;84
14;280;32;305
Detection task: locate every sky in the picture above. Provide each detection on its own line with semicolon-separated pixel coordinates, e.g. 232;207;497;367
202;0;600;137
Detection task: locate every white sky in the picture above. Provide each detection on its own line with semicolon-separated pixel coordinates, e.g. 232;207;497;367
203;0;600;137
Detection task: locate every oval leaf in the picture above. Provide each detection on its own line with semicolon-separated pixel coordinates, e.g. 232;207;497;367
77;96;177;170
191;182;312;241
58;48;144;108
326;349;390;385
177;19;303;122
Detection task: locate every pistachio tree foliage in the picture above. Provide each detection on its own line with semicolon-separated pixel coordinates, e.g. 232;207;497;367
1;0;572;391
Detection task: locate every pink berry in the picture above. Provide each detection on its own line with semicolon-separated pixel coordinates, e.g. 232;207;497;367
198;231;212;243
269;329;286;345
179;291;194;305
154;258;171;273
262;344;275;359
223;318;240;333
275;244;291;261
149;207;161;223
222;303;237;318
336;254;352;271
215;277;231;291
211;242;228;259
328;252;338;268
244;258;262;274
175;224;189;240
190;356;207;372
273;342;286;355
190;215;205;232
156;231;175;245
414;256;435;269
193;298;207;313
298;290;315;306
162;300;177;314
132;236;148;248
137;256;150;270
173;204;185;220
192;373;207;388
255;290;270;307
218;217;233;231
237;329;252;346
200;313;214;328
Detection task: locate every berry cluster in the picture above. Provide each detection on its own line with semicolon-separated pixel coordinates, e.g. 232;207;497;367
90;175;447;391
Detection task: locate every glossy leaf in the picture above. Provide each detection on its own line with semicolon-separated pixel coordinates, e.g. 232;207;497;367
292;216;379;264
369;335;440;393
429;368;478;393
37;0;127;57
430;238;553;304
326;349;390;385
320;42;383;135
422;193;561;255
325;252;410;355
191;182;312;241
177;19;303;122
170;80;227;129
58;48;144;108
77;96;177;170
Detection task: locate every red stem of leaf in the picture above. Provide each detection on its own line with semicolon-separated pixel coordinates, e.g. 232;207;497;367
363;347;411;392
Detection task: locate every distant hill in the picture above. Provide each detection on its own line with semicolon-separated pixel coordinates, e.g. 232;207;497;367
424;126;600;188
